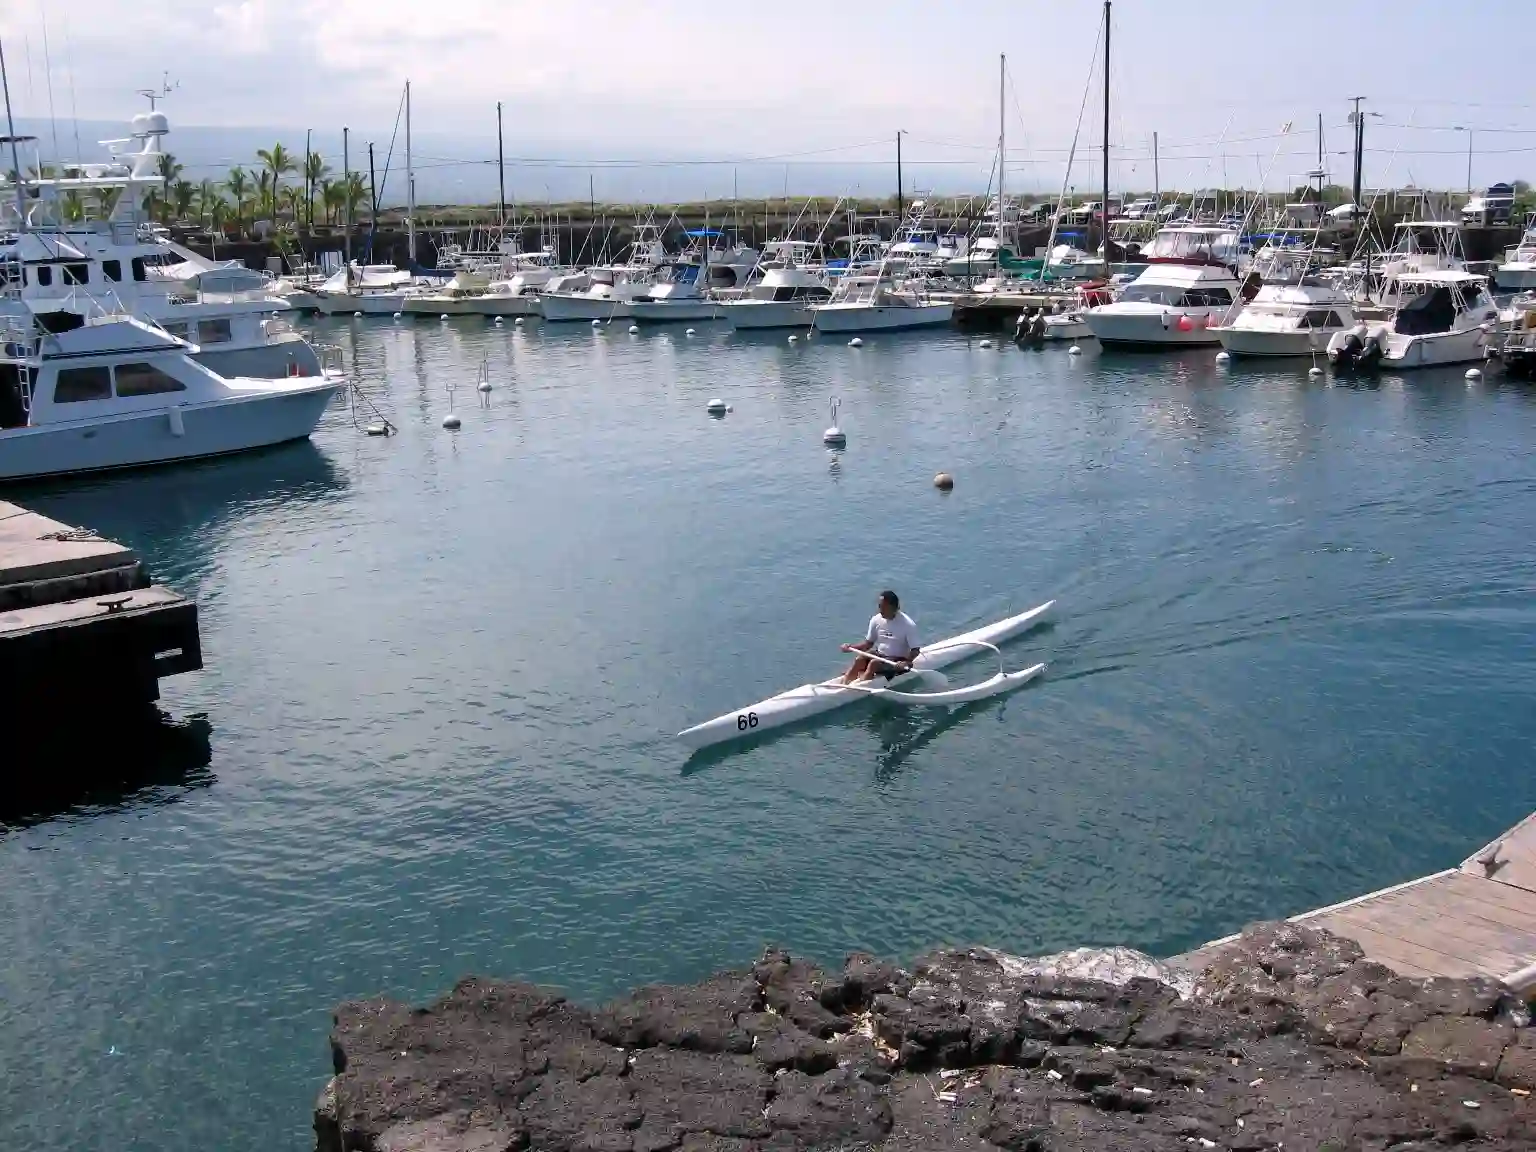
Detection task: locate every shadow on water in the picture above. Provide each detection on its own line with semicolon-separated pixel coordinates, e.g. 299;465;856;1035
2;708;214;829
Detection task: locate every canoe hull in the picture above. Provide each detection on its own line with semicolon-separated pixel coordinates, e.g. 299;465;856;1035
675;599;1053;750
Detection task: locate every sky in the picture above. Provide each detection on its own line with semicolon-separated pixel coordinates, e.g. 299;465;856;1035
3;0;1535;205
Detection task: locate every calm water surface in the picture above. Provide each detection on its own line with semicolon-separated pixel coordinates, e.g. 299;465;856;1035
4;317;1536;1150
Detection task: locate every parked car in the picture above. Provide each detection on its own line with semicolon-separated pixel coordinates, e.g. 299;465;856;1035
1463;183;1515;226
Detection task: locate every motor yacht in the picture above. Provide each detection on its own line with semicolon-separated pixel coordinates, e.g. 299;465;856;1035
810;264;952;333
1494;225;1536;290
1214;244;1356;357
1328;270;1498;370
538;222;668;321
719;241;831;329
1082;226;1243;347
311;264;421;315
0;308;339;480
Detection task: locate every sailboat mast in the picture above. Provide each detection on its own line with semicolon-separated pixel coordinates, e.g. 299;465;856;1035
0;40;27;232
405;80;416;268
496;101;506;231
998;54;1005;250
1102;0;1111;255
342;126;352;271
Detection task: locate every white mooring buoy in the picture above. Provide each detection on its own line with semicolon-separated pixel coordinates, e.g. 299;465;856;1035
934;472;955;491
685;328;696;336
442;381;461;429
515;316;525;325
979;339;993;349
823;397;846;447
628;324;640;334
393;312;402;320
1215;351;1231;364
476;358;493;394
1308;365;1323;378
849;337;863;348
494;317;503;325
440;313;450;321
707;398;728;416
591;319;602;328
788;334;799;343
1466;367;1483;380
1068;344;1082;355
354;311;364;318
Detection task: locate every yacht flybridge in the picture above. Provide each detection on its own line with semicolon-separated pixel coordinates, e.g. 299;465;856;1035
1495;225;1536;290
720;241;830;329
0;105;323;378
0;308;339;481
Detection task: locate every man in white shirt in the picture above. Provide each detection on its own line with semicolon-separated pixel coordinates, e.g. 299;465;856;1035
841;589;920;684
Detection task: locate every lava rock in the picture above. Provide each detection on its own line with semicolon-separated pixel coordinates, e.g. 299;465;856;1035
594;974;759;1054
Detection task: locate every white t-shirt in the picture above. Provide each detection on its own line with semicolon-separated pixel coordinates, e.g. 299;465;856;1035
866;610;919;659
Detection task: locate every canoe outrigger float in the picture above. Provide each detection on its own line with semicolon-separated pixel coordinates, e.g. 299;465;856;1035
676;599;1054;751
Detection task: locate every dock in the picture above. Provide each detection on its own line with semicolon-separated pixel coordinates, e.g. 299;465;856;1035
1175;812;1536;993
0;499;201;736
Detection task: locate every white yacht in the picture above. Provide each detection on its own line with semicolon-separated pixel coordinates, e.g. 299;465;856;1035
1082;226;1243;348
0;309;339;480
1327;270;1498;370
720;242;831;329
0;108;323;379
539;223;668;322
1495;225;1536;290
312;264;420;315
629;234;760;322
810;264;952;333
1214;245;1356;357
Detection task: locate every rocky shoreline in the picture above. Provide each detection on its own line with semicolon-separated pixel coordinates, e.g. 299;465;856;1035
317;923;1536;1151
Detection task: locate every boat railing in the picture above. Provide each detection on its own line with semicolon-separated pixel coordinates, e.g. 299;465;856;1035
315;343;346;374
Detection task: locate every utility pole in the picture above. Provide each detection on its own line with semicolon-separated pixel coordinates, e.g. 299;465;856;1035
895;131;904;221
367;141;378;262
405;79;415;267
342;127;352;275
303;127;312;236
1466;128;1474;196
0;39;31;232
1152;130;1159;208
1102;0;1111;254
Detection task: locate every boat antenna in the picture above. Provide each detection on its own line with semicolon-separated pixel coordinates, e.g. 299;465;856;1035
0;38;31;232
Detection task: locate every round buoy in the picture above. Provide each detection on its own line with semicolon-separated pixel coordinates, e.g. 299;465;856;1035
979;338;994;349
515;317;525;325
1215;351;1231;364
1068;344;1082;355
477;380;493;394
788;334;799;343
849;337;863;348
365;423;389;436
591;319;602;328
441;413;462;430
1466;367;1483;379
823;397;846;446
934;472;954;491
392;312;402;320
354;311;364;318
628;324;640;334
1308;366;1323;378
494;317;503;325
440;313;450;321
706;398;728;415
685;328;696;336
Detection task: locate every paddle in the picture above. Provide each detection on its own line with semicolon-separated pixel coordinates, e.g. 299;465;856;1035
838;646;948;688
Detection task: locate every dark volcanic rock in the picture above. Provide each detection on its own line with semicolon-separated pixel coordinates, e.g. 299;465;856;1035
319;926;1536;1152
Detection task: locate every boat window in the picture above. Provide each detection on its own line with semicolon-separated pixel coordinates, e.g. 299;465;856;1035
114;361;187;397
35;265;52;287
103;259;123;282
1186;287;1233;307
131;257;148;282
161;322;190;340
63;263;90;285
197;318;233;344
53;365;112;403
1116;284;1189;305
1302;309;1343;328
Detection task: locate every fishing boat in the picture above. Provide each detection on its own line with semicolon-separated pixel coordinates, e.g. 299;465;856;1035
675;599;1053;751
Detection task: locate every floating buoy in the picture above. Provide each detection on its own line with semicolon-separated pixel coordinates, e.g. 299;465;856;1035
849;337;863;348
788;334;799;343
591;319;602;327
1466;367;1483;379
934;472;954;491
514;317;525;325
478;381;493;394
365;423;389;436
685;328;696;336
1308;365;1323;378
440;313;450;321
441;413;461;430
1068;344;1082;355
354;311;364;318
1215;351;1231;364
494;317;503;325
393;312;402;320
628;324;640;334
706;398;728;415
979;339;993;349
823;397;846;447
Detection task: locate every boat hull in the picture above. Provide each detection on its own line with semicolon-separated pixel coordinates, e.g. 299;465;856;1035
1495;264;1536;290
1214;327;1331;357
628;300;721;322
1085;306;1227;347
314;292;406;315
810;302;953;333
194;332;324;379
539;293;636;322
675;599;1053;751
404;295;535;317
721;300;815;329
0;381;339;481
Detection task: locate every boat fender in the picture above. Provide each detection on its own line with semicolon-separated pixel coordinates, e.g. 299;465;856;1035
168;405;185;437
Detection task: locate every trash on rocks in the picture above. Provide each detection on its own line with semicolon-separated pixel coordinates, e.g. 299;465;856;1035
937;1091;958;1103
1045;1069;1063;1082
1463;1100;1481;1109
1131;1086;1153;1096
1249;1077;1264;1087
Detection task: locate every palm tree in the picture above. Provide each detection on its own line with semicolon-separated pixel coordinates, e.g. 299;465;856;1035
254;170;273;223
256;142;297;197
342;172;368;226
60;190;86;223
225;167;251;233
172;179;196;222
282;185;304;225
320;179;342;226
303;151;330;229
156;153;183;221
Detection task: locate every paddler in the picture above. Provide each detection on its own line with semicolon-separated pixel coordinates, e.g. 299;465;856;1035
841;590;920;683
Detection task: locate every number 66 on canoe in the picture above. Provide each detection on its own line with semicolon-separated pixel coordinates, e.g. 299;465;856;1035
675;600;1054;751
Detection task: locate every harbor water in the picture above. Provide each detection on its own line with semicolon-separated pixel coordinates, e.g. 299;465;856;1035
5;318;1536;1150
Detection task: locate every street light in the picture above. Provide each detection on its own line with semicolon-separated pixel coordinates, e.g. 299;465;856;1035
1452;126;1473;195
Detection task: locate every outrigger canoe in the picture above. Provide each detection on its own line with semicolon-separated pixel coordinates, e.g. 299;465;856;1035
675;599;1054;751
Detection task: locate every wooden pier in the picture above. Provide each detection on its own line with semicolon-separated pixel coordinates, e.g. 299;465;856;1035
0;499;201;737
1175;812;1536;993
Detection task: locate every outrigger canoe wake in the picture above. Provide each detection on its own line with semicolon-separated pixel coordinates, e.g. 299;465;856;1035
675;596;1054;751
